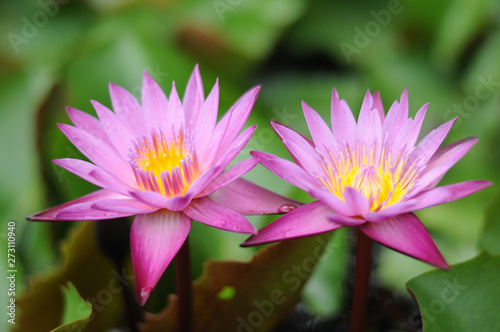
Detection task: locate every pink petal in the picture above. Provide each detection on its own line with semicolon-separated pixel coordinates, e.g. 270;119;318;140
131;210;192;305
251;151;321;192
328;213;366;226
183;64;204;129
28;189;127;220
212;125;256;171
56;205;135;220
141;70;169;130
405;103;428;149
371;91;385;121
357;90;374;126
184;166;224;199
195;79;219;161
271;120;315;149
362;200;416;222
53;158;131;194
57;123;135;184
343;187;370;216
212;86;261;162
66;107;112;146
91;100;134;160
241;201;340;247
330;88;356;144
414;137;478;191
309;187;355;216
302;101;338;157
166;82;185;136
282;140;325;179
89;168;135;194
198;158;258;196
411;117;456;165
183;197;256;234
129;190;169;209
382;89;409;146
109;82;144;134
404;180;492;212
356;94;382;152
207;177;303;215
271;120;317;168
360;213;448;269
92;198;158;214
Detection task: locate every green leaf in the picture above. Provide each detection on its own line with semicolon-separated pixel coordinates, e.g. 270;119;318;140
406;251;500;332
50;282;92;332
141;233;333;332
478;189;500;254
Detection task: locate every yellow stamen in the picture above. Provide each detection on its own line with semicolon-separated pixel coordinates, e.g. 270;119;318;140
131;131;199;197
319;144;417;211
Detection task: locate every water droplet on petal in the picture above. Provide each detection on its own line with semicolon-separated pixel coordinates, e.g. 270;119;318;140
284;231;291;238
220;221;227;227
278;204;297;213
141;287;152;300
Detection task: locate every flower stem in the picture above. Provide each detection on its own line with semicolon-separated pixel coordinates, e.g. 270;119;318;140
175;237;192;332
350;228;373;332
95;219;142;331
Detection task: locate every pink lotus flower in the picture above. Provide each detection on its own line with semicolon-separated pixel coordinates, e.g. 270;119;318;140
244;89;491;268
29;66;300;305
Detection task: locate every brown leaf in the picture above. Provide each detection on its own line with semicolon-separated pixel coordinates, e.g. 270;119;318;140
141;233;333;332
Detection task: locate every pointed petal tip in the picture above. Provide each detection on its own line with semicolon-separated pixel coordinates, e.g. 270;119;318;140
108;81;119;92
190;63;201;78
142;70;158;87
249;150;265;160
331;87;339;98
240;236;272;248
401;88;408;99
425;252;449;270
438;260;450;270
270;119;280;127
245;85;262;102
136;286;153;306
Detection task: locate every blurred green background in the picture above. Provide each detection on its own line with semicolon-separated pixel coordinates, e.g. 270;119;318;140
1;0;499;330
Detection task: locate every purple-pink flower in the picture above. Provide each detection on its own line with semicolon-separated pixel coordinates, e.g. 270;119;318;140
244;89;491;268
29;66;299;305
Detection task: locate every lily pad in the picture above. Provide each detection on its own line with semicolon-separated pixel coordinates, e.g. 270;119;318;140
406;251;500;332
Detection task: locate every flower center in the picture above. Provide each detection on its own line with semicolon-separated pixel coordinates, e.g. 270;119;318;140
319;144;420;211
351;166;391;200
130;130;200;197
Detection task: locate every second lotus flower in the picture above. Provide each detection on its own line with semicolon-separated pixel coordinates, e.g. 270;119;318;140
29;66;300;305
244;89;491;268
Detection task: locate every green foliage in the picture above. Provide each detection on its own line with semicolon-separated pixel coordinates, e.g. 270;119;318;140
478;188;500;254
51;282;92;332
407;251;500;332
1;0;498;329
